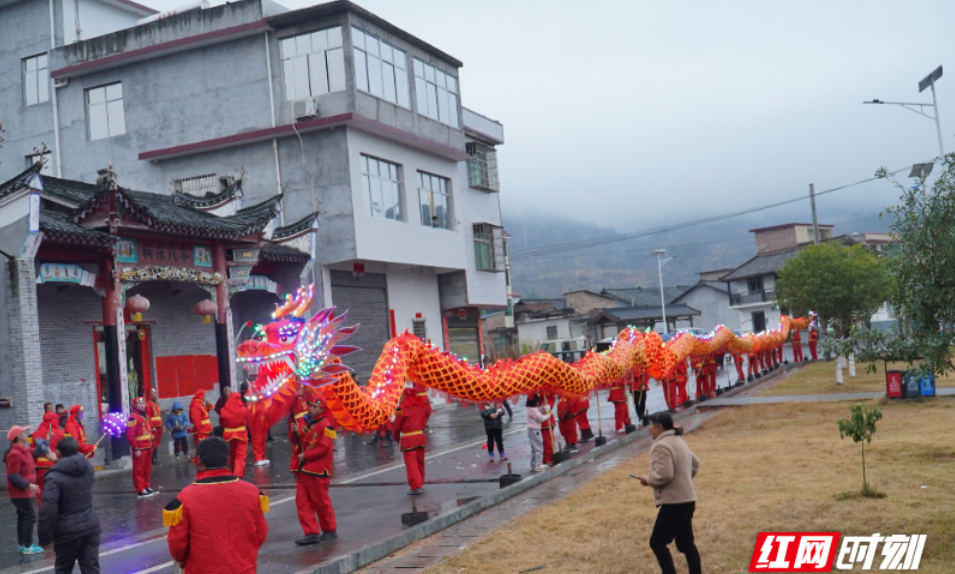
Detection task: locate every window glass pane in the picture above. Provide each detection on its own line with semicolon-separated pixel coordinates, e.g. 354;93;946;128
435;71;446;89
370;177;382;218
419;189;431;225
89;103;109;140
414;77;427;115
352;27;365;49
447;92;459;128
380;43;393;64
362;173;372;211
368;158;379;177
291;56;309;99
438;177;446;193
393;48;406;70
39;54;48;69
280;37;296;58
37;68;48;103
413;58;424;78
25;57;37;72
327;26;342;48
25;72;38;106
434;192;448;229
107;99;125;136
106;83;122;101
327;48;345;92
361;155;370;175
366;36;379;57
388;181;401;220
354;49;368;92
309;53;329;95
295;35;310;56
424;62;435;83
283;59;299;100
388;163;397;180
311;30;328;52
382;62;396;103
446;74;457;94
437;87;448;123
396;70;410;109
426;83;438;120
88;87;105;104
367;55;383;97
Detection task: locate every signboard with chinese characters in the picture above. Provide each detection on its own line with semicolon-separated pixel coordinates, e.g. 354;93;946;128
116;239;138;263
137;240;193;266
37;263;97;287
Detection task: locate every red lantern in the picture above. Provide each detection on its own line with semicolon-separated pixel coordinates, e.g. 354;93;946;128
195;300;218;323
126;294;150;322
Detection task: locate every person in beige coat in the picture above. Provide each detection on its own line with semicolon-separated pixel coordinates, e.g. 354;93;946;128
634;411;701;574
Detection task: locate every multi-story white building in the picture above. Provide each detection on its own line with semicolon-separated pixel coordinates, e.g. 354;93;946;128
0;0;507;435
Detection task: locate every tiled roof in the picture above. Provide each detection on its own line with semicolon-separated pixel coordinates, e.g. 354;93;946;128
0;165;41;199
40;211;114;247
260;243;310;262
171;179;243;209
274;212;318;241
721;247;802;281
590;304;701;324
114;189;280;239
601;286;694;306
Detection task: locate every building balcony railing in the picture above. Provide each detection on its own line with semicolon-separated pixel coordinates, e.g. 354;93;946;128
730;290;776;306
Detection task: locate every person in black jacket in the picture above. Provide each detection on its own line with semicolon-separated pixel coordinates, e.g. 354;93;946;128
480;403;507;462
38;436;101;574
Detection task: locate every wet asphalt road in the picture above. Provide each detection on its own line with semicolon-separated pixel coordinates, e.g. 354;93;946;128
0;357;770;574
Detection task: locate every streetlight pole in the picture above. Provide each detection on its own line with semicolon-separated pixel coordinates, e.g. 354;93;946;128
653;250;674;333
865;66;945;160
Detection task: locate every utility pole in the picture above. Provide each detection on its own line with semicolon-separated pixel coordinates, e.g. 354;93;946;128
809;183;819;244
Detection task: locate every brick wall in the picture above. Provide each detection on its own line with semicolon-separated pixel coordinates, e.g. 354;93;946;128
753;227;797;254
3;260;45;432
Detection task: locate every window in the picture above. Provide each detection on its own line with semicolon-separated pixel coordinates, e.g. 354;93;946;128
747;277;764;293
280;26;345;101
546;326;558;340
352;27;410;108
418;172;450;229
362;155;402;220
473;223;503;271
23;54;49;106
26;152;52;176
413;58;459;128
466;141;499;191
87;83;125;140
174;174;218;196
412;319;426;340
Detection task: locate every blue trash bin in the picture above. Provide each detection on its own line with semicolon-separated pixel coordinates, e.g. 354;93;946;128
920;373;936;397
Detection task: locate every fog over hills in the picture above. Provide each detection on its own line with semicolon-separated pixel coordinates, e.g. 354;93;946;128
505;206;892;298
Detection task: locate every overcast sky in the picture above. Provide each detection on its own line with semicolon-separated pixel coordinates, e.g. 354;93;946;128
148;0;955;232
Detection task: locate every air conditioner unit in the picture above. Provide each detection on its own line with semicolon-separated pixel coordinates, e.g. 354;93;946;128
292;98;320;121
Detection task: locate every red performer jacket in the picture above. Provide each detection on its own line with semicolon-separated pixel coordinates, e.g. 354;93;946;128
294;413;336;477
165;468;269;574
393;392;429;452
414;383;433;418
575;395;590;415
190;391;212;437
147;398;163;431
127;411;154;452
608;385;628;403
64;406;95;458
219;393;249;442
540;395;556;430
809;328;819;343
33;412;64;471
287;395;308;438
557;397;577;420
790;329;802;343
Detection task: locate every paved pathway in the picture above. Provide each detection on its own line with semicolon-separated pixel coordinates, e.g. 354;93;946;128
701;386;955;407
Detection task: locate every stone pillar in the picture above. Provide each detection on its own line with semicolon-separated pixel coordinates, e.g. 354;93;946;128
7;258;45;429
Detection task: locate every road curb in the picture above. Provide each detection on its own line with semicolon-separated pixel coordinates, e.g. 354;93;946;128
297;405;702;574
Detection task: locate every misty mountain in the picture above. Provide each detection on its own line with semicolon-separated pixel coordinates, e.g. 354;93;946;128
504;208;893;298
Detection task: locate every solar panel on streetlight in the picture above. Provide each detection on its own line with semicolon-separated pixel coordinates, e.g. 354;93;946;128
918;66;943;93
909;163;934;179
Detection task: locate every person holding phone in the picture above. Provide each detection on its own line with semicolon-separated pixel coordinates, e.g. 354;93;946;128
480;403;507;462
632;412;701;574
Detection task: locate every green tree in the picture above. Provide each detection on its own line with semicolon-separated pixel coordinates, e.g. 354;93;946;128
837;404;883;497
877;155;955;375
776;242;886;338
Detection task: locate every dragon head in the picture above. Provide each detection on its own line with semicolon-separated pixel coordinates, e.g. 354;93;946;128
237;285;360;402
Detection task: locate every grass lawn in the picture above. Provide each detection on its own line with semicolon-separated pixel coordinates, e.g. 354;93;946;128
421;397;955;574
759;360;955;397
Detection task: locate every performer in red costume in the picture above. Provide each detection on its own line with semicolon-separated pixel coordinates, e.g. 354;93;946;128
291;393;338;545
557;396;579;452
608;382;630;432
809;325;819;360
63;405;96;458
249;386;271;467
731;352;746;383
189;390;212;454
540;394;556;465
705;355;719;396
146;388;163;465
790;327;803;362
165;437;269;571
575;392;594;441
127;397;156;497
393;386;430;495
288;385;308;440
32;412;64;501
692;357;708;400
219;391;249;478
674;360;690;407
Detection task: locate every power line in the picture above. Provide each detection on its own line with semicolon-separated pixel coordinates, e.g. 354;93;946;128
509;166;911;259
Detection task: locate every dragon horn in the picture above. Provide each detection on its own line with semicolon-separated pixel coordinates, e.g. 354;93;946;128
292;286;314;317
271;293;297;319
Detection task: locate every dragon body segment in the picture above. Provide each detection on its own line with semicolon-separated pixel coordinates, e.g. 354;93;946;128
239;285;813;433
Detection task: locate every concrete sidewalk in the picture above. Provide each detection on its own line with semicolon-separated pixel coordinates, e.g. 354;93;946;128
700;386;955;407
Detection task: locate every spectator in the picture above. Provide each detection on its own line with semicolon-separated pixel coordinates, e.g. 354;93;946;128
165;437;268;573
633;412;701;574
430;215;439;228
43;403;53;414
38;436;100;573
525;395;547;472
480;403;507;462
165;402;190;459
5;424;44;554
55;404;68;429
214;386;231;416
